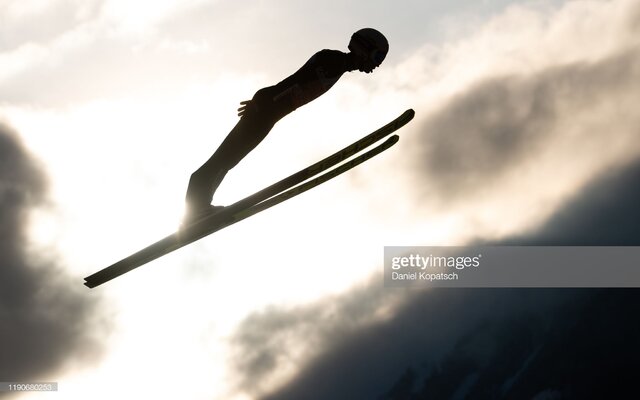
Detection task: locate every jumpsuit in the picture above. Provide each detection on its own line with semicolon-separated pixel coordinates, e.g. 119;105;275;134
185;49;353;212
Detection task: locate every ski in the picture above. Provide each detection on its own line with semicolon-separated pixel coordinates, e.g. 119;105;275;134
84;110;414;288
84;135;399;288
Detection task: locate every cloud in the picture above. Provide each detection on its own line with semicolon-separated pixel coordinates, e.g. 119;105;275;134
228;132;640;400
0;0;102;52
400;156;640;399
231;283;593;399
0;122;108;381
228;277;408;397
502;159;640;245
373;0;640;242
0;0;222;106
377;290;640;400
414;49;640;205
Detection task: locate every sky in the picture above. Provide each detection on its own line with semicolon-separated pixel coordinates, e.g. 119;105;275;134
1;0;639;399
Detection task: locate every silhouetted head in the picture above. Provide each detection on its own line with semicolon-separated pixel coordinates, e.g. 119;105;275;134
348;28;389;73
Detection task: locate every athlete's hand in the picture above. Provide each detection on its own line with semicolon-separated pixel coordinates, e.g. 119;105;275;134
237;100;253;117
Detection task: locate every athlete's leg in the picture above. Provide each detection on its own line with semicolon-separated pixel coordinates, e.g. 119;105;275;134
185;114;276;211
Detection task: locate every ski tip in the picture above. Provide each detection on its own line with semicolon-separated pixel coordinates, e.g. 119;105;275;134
404;108;415;119
385;134;400;146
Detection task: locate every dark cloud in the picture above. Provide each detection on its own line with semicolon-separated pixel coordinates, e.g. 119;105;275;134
229;278;408;395
501;159;640;245
380;289;640;400
228;153;640;400
0;123;107;382
412;47;640;204
232;284;587;399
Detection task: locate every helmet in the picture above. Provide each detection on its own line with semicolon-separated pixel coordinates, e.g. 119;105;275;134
348;28;389;67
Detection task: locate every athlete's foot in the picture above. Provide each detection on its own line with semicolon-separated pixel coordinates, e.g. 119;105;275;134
182;204;225;227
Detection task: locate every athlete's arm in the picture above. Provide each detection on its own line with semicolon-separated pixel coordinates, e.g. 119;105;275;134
237;100;252;117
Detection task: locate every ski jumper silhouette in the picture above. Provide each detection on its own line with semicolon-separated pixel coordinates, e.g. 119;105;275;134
184;28;389;221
